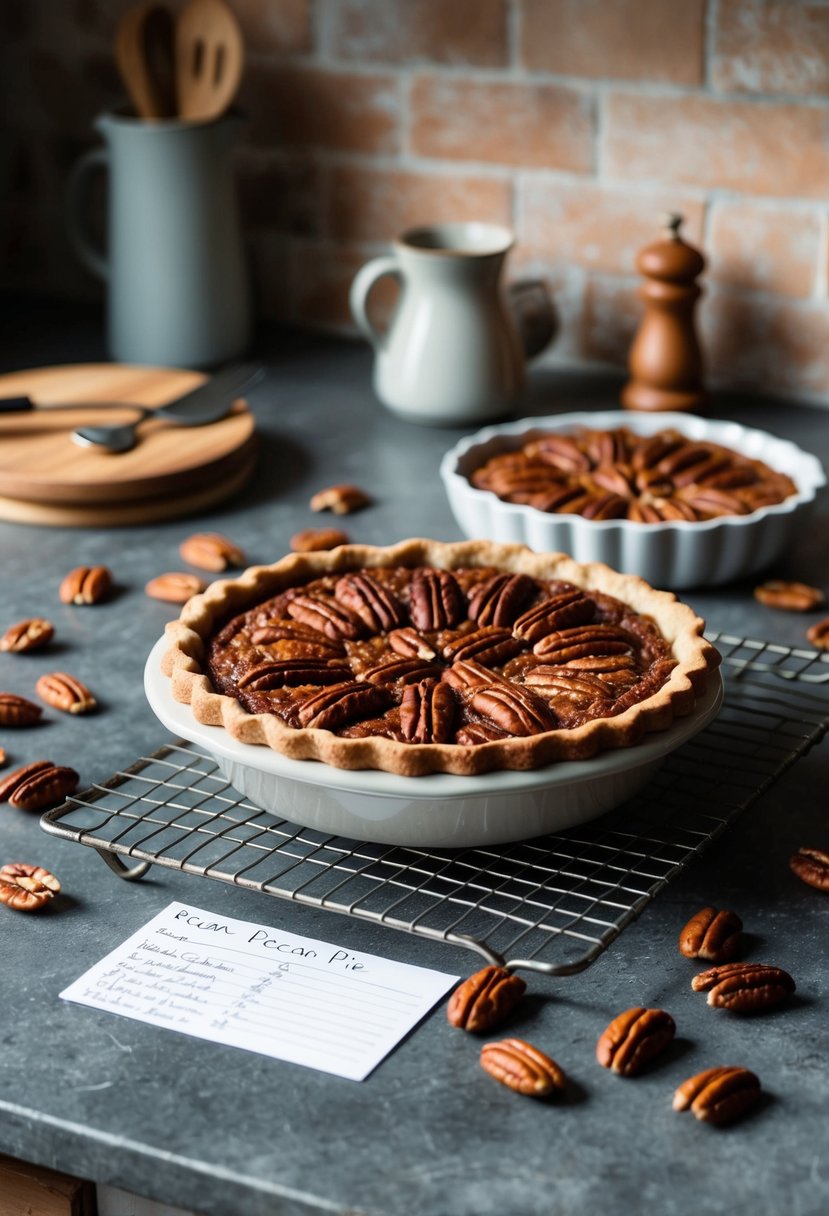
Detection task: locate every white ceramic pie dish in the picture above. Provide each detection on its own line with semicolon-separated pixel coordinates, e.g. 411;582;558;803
145;636;723;849
440;411;825;590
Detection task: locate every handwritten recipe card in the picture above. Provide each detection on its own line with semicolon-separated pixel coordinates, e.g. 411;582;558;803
61;902;458;1081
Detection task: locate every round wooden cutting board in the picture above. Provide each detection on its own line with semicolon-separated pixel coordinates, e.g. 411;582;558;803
0;365;257;518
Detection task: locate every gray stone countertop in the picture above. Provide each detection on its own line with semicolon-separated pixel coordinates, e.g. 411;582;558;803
0;297;828;1216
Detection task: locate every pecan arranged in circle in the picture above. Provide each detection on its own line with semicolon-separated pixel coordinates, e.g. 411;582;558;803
290;527;350;553
179;532;246;572
0;617;54;653
513;589;593;643
408;568;466;631
59;565;113;605
447;965;526;1033
467;573;535;628
480;1038;567;1099
0;760;79;810
442;626;522;668
387;627;437;661
0;692;42;727
753;580;825;612
806;617;829;651
596;1007;676;1076
359;657;442;687
309;484;372;515
35;672;97;715
673;1065;761;1126
335;574;405;632
287;595;365;641
691;962;795;1013
470;684;556;737
296;682;390;730
399;680;456;744
145;572;207;603
679;906;743;963
788;846;829;892
532;624;635;665
239;659;351;691
0;862;61;912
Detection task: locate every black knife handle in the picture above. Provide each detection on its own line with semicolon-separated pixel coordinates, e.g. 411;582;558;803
0;396;35;413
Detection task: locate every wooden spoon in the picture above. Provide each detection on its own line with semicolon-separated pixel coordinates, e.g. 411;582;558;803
175;0;245;123
115;1;176;120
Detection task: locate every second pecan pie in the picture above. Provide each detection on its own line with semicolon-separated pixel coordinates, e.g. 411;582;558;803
163;539;719;776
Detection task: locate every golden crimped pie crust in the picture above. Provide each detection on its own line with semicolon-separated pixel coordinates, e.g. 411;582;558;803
162;538;720;776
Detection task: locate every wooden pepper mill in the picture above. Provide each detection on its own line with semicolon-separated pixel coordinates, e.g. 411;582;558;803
621;212;706;413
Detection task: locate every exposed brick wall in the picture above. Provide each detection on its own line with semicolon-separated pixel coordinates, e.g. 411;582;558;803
2;0;829;403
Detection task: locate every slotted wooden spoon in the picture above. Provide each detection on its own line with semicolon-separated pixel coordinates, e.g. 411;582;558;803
115;1;176;120
175;0;245;123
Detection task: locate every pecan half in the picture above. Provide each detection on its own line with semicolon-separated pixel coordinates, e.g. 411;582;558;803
309;484;372;515
59;565;112;605
470;684;556;736
408;568;466;631
532;624;634;664
287;595;365;641
238;659;351;690
249;621;345;658
400;679;456;743
290;527;350;553
0;692;42;727
596;1007;676;1076
145;572;207;603
0;760;79;810
806;617;829;650
179;532;246;572
788;846;829;892
359;657;442;686
0;618;54;653
296;682;390;730
443;626;522;667
513;589;593;643
0;862;61;912
480;1038;566;1099
753;580;825;612
691;962;795;1013
679;907;744;963
334;573;405;632
447;965;526;1033
35;672;97;715
388;627;437;661
467;573;536;628
530;433;592;473
673;1066;761;1126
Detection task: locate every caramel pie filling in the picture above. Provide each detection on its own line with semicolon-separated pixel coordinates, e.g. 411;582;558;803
470;426;797;522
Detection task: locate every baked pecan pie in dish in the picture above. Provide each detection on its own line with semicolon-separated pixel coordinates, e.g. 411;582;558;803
441;412;825;589
162;539;719;778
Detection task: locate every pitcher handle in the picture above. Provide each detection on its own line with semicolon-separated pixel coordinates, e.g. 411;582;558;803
349;255;401;350
65;148;109;280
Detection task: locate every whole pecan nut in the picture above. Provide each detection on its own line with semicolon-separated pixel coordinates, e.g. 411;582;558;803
0;617;54;653
145;572;207;603
0;862;61;912
788;846;829;892
0;760;79;810
806;617;829;651
673;1065;761;1125
179;531;246;572
59;565;113;605
290;527;350;553
679;906;743;963
309;484;372;515
35;672;97;715
753;580;825;612
447;965;526;1033
0;692;42;727
691;962;795;1013
480;1038;566;1099
596;1007;676;1076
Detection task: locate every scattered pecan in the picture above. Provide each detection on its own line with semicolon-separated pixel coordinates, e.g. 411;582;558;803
0;862;61;912
0;760;79;810
309;484;372;515
145;572;207;603
400;679;457;744
0;617;54;653
408;568;466;631
447;965;526;1033
290;527;350;553
753;580;825;612
691;962;795;1013
179;532;246;572
596;1007;676;1076
35;672;97;715
334;574;405;632
59;565;112;605
0;692;42;727
673;1066;761;1126
806;617;829;650
467;573;535;628
788;846;829;892
679;907;744;963
480;1038;566;1099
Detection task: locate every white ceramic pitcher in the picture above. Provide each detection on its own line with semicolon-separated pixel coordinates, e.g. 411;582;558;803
350;222;545;426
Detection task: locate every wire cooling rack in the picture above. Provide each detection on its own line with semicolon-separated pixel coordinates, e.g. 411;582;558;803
41;633;829;977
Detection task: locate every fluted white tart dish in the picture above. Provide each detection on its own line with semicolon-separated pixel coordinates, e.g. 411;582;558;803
145;636;723;848
440;411;825;589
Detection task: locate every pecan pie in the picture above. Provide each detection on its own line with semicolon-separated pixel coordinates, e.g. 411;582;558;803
469;426;797;523
163;539;719;776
